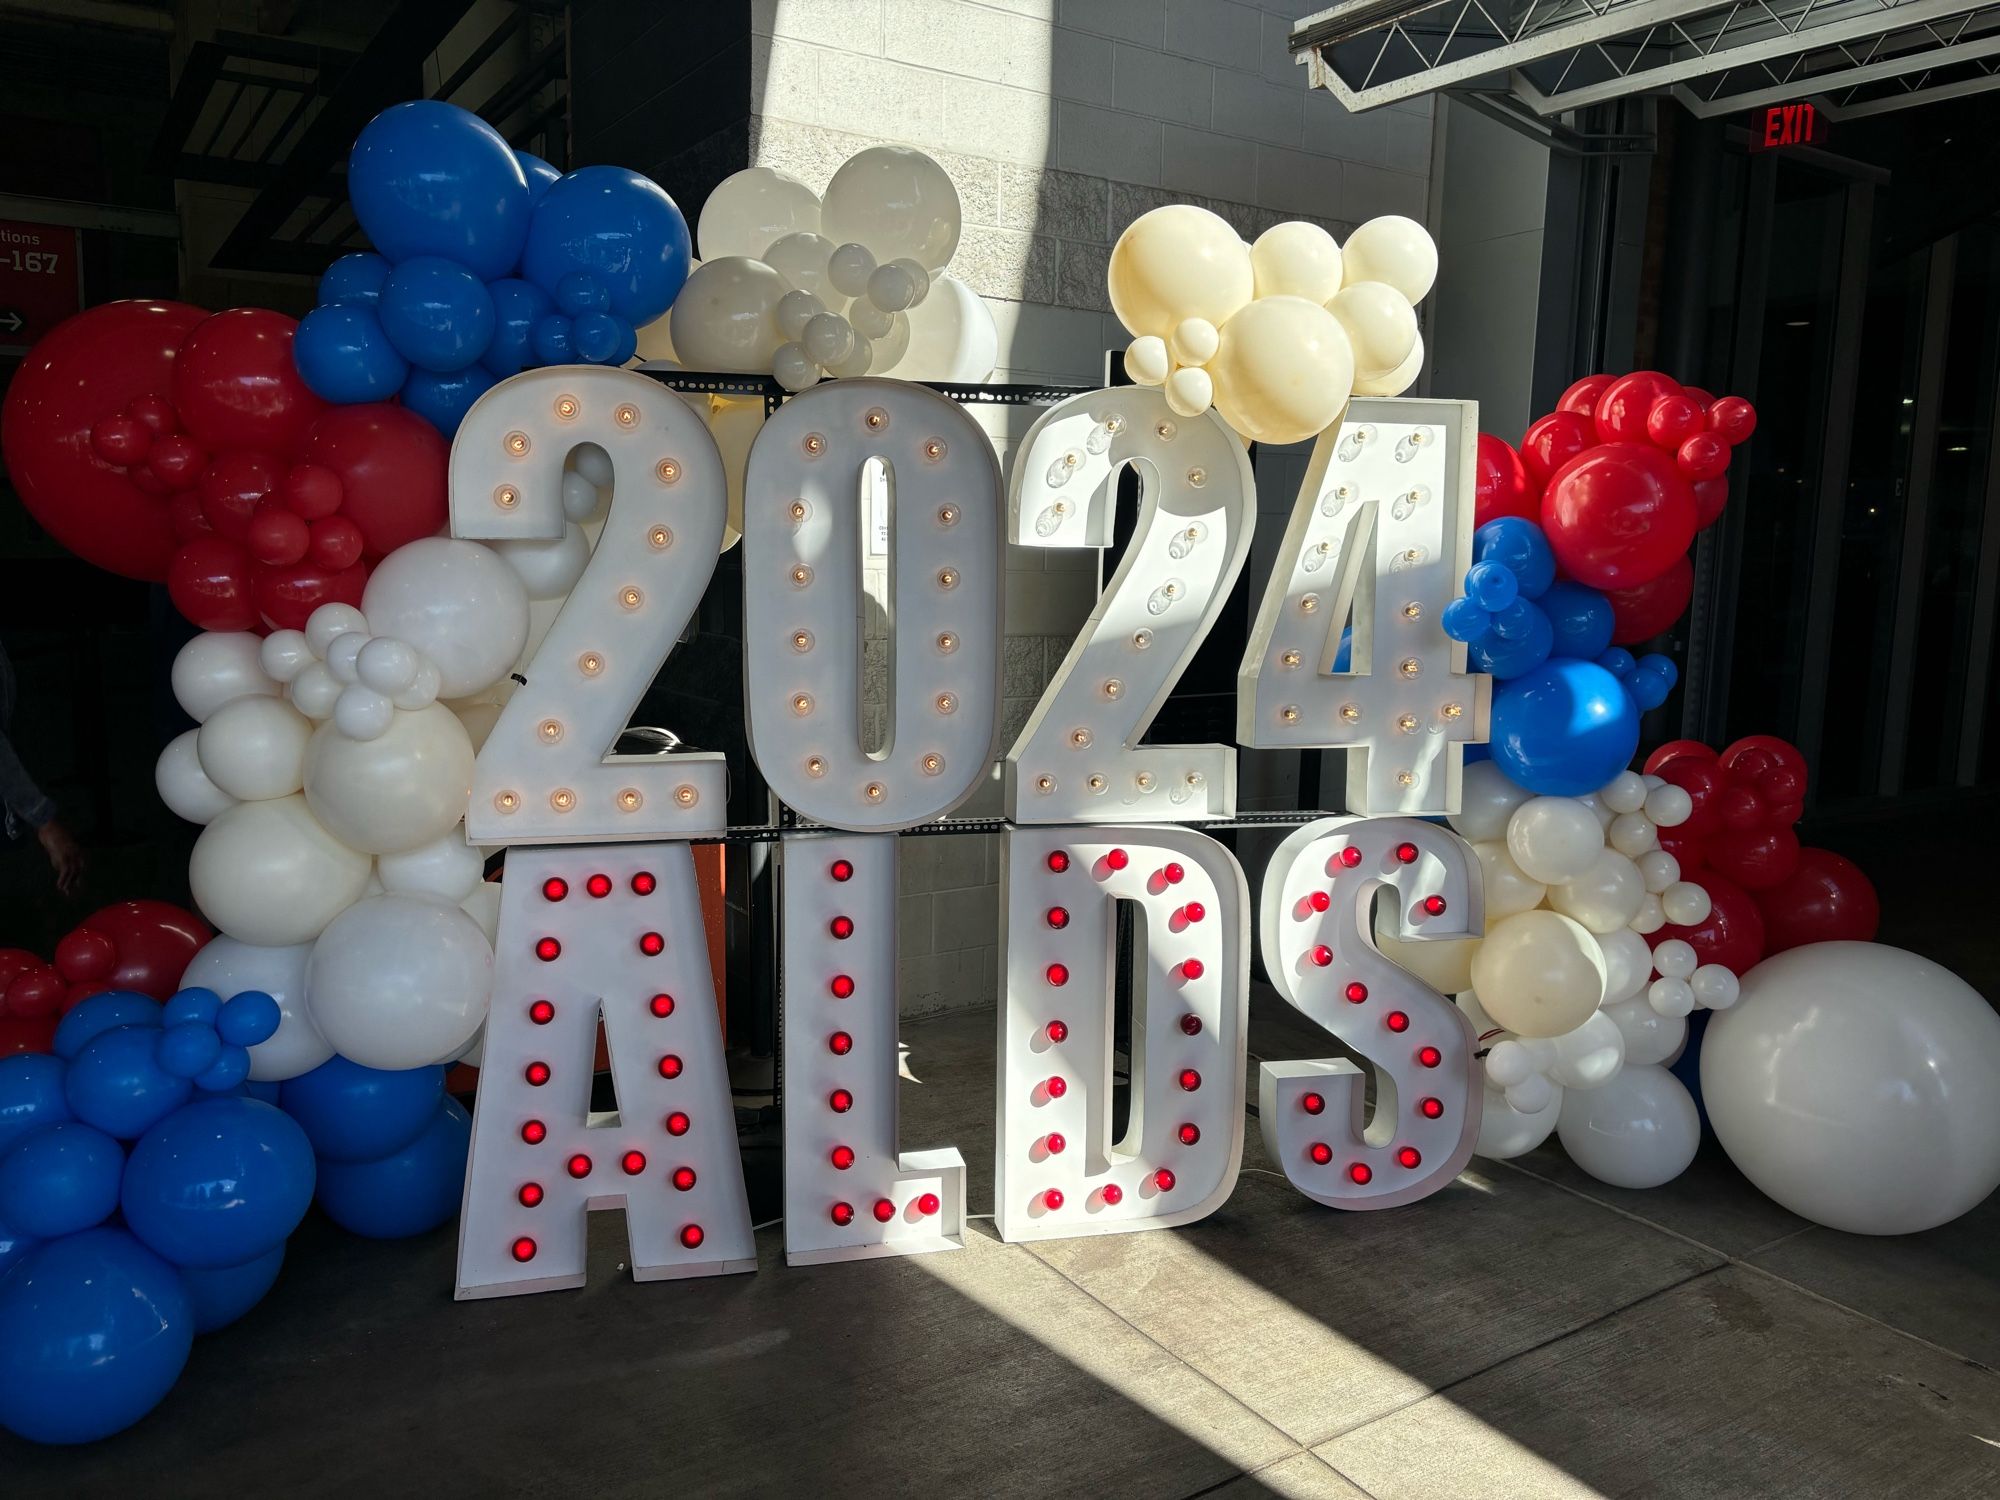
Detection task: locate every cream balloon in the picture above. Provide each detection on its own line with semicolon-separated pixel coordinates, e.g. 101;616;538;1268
775;289;825;342
772;341;819;392
668;256;788;373
1206;295;1355;446
1476;1081;1564;1159
1339;214;1439;304
868;310;911;372
1163;365;1214;419
307;894;493;1071
180;935;329;1083
801;311;855;367
1548;847;1646;933
1107;205;1254;341
156;730;237;825
189;793;371;946
879;273;997;382
460;878;502;945
1328;281;1419;379
302;702;474;856
821;146;962;271
493;522;590;601
1251;221;1343;303
1474;840;1546;918
631;274;687;365
1603;995;1686;1067
196;695;312;803
1594;926;1654;1003
1506;796;1606;884
1470;909;1607;1038
1450;759;1534;842
376;822;486;902
1557;1064;1699;1189
827;241;876;299
361;538;529;700
172;632;279;723
1167;317;1220;368
764;230;838;299
696;166;820;261
1124;336;1170;386
709;396;762;546
1376;923;1478;996
1352;332;1423;397
1546;1010;1626;1090
449;697;504;754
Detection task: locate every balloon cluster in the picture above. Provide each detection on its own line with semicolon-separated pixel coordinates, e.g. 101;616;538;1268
295;100;692;434
665;149;996;387
1107;208;1435;445
0;987;314;1444
0;902;210;1058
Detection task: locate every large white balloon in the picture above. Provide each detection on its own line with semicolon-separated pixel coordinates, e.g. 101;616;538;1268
1506;796;1606;884
196;695;312;802
362;538;529;700
1470;909;1606;1038
880;274;997;382
493;522;590;601
180;935;329;1082
302;703;474;856
697;166;820;262
172;632;279;722
669;256;788;373
821;145;962;271
1547;847;1646;933
306;894;493;1070
1473;840;1546;918
156;729;237;825
1449;759;1534;843
376;823;486;903
1557;1064;1699;1189
1603;995;1686;1067
1476;1082;1563;1159
1704;942;2000;1234
189;794;372;946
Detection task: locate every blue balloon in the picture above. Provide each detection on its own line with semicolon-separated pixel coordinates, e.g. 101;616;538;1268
1332;627;1352;674
279;1055;444;1163
0;1227;192;1445
572;310;622;363
315;1097;470;1239
530;312;573;364
121;1098;314;1269
195;1045;251;1095
179;1243;284;1334
0;1054;71;1152
1489;658;1641;796
0;1212;35;1281
294;303;409;404
347;100;530;281
1542;580;1616;660
521;165;692;325
377;255;496;372
217;991;281;1048
607;317;638;366
156;1022;222;1081
0;1122;124;1239
65;1028;191;1140
52;992;160;1060
1474;517;1556;599
1465;560;1519;612
1468;605;1554;679
518;150;561;205
319;251;392;306
401;365;499;438
555;271;610;316
483;277;553;376
161;987;221;1029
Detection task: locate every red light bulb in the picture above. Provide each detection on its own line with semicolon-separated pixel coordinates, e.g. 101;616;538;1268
1349;1162;1373;1185
1154;1168;1176;1192
518;1183;543;1207
1339;846;1363;868
541;877;568;902
1043;1189;1065;1210
650;993;675;1017
831;1202;855;1226
829;1030;853;1055
872;1198;896;1222
521;1120;547;1145
631;871;657;895
1102;1184;1124;1205
1177;1122;1200;1146
1397;1146;1422;1169
1106;848;1129;870
1395;842;1419;864
1046;1132;1066;1154
672;1166;696;1191
830;1145;855;1170
621;1151;646;1175
1302;1092;1325;1114
1185;901;1206;922
1181;958;1205;980
1178;1068;1201;1092
1420;1096;1445;1119
831;858;854;882
1309;1141;1333;1165
1345;981;1368;1003
1386;1011;1409;1032
586;873;612;898
535;937;561;962
680;1225;704;1249
666;1111;690;1135
830;1088;853;1112
1422;894;1447;917
511;1237;537;1263
1046;962;1070;986
1046;906;1070;929
529;999;555;1024
1418;1046;1442;1068
658;1054;683;1079
1309;890;1331;912
567;1154;592;1179
1046;1019;1069;1043
830;974;856;998
639;931;665;956
1310;945;1333;967
525;1061;551;1086
1046;850;1070;873
1180;1013;1203;1035
829;915;855;939
1163;861;1185;884
1046;1076;1067;1099
918;1192;940;1215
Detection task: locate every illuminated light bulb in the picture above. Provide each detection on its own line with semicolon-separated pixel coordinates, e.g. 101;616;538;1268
1069;728;1093;749
538;718;564;744
1398;657;1421;678
550;788;577;813
614;403;639;428
1154;1168;1176;1192
1046;962;1070;987
1187;467;1206;487
658;1054;682;1079
1339;702;1363;726
1398;713;1418;733
1386;1011;1410;1032
679;1225;704;1250
831;1145;856;1170
519;1183;543;1207
1422;894;1448;916
521;1119;547;1144
674;784;698;808
648;525;673;550
829;1031;853;1055
805;757;826;778
587;873;613;898
1106;847;1130;871
650;993;675;1016
1281;705;1301;723
1046;907;1070;930
1177;1068;1201;1092
1178;952;1204;978
918;1192;941;1215
1397;1146;1423;1169
656;458;680;484
936;692;957;715
1302;1091;1326;1115
1346;981;1369;1003
830;859;854;882
925;439;947;461
1131;628;1153;650
1046;1018;1069;1041
1309;1142;1334;1165
863;406;889;430
864;782;886;803
1402;601;1423;620
920;753;943;776
621;1151;646;1176
505;430;530;456
1169;1124;1199;1151
495;791;521;814
1102;678;1124;700
511;1237;536;1262
1155;420;1177;441
665;1111;691;1135
1180;1013;1203;1035
872;1199;896;1223
1308;890;1331;912
1046;1132;1066;1154
535;937;561;962
1102;1184;1124;1205
830;1088;853;1112
579;653;604;676
525;1061;551;1086
1281;650;1302;669
555;395;580;420
529;999;555;1024
1134;770;1156;792
830;974;855;999
1044;1189;1065;1211
567;1154;592;1179
803;432;826;455
792;692;814;716
672;1166;697;1191
639;931;666;956
1349;1163;1373;1185
1300;593;1320;614
1047;851;1071;873
829;915;855;939
1309;944;1333;967
1417;1046;1442;1068
936;632;958;654
1339;846;1364;867
1395;842;1419;864
494;484;519;510
1442;701;1464;720
1185;900;1207;922
1420;1097;1445;1119
789;500;809;522
1035;775;1056;795
792;630;814;653
1186;770;1205;788
1046;1076;1068;1098
790;564;814;587
936;568;959;590
619;586;644;611
937;504;958;526
1087;775;1107;793
618;787;643;813
542;877;568;902
831;1202;855;1226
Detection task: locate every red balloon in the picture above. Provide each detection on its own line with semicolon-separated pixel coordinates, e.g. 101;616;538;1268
282;463;344;519
0;299;208;580
1709;395;1757;445
1692;475;1729;529
1473;433;1537;527
309;514;366;571
169;492;213;542
74;900;210;1002
1646;749;1725;841
1541;442;1698;590
1657;825;1708;873
169;535;260;632
1683;386;1715;411
1643;739;1718;775
0;948;40;992
303;404;448;558
198;450;283;540
4;965;65;1019
1678;430;1729;481
146;434;207;489
54;927;116;983
1756;847;1880;955
255;558;368;632
92;414;150;466
1604;554;1693;643
1706;823;1801;890
1556;374;1614;417
1720;735;1810;799
0;1016;57;1056
1645;394;1703;449
1593;371;1683;445
1661;871;1766;976
171;308;325;457
1520;411;1596;488
248;504;312;566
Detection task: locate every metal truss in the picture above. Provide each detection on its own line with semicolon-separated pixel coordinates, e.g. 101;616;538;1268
1291;0;2000;119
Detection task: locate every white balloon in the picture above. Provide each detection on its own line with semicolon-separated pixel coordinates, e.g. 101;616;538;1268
1576;791;1616;828
1374;924;1478;998
307;894;493;1070
180;935;328;1083
288;662;342;720
305;603;368;657
772;341;820;392
1705;943;2000;1234
378;823;486;903
1507;796;1605;884
1327;281;1418;379
866;260;920;313
156;729;237;825
1598;771;1648;813
1557;1064;1699;1189
828;330;874;378
669;256;788;373
450;1025;486;1068
1338;215;1438;303
560;469;603;524
1485;1038;1535;1088
1547;1010;1626;1091
1648;976;1695;1019
849;295;893;339
1470;909;1607;1038
302;703;474;856
1124;335;1170;386
1449;759;1533;842
1168;317;1221;367
1603;996;1686;1067
1474;840;1546;918
1548;848;1645;934
1607;810;1658;857
697;165;820;262
1645;783;1694;827
459;878;502;944
801;312;855;367
362;538;529;700
189;794;371;946
449;697;503;754
1477;1081;1563;1159
1163;365;1213;418
1637;849;1680;893
1690;964;1740;1010
572;444;613;488
1661;881;1712;926
324;631;366;684
493;522;590;600
392;659;442;712
776;287;826;341
869;311;910;372
1651;938;1698;979
878;273;996;382
821;145;961;270
1630;892;1667;934
890;258;930;305
1505;1073;1554;1115
764;230;838;298
1594;926;1654;1003
259;630;314;685
196;695;312;802
172;633;279;722
356;637;420;695
827;241;877;299
332;685;395;742
1350;332;1422;397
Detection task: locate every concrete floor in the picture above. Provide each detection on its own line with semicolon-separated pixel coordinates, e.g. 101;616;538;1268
8;993;2000;1499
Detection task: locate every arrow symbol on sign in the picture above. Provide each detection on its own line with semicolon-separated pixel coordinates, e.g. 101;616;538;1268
0;311;22;333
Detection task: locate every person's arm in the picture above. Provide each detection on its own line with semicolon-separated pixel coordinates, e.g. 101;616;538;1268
0;729;83;896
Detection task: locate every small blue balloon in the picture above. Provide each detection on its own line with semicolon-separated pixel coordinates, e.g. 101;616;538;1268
1489;598;1540;642
0;1121;124;1239
1465;560;1519;612
0;1211;35;1280
65;1028;191;1140
314;1097;470;1239
294;303;409;404
608;317;638;365
530;312;574;364
0;1054;72;1152
319;251;391;307
121;1097;315;1270
377;255;496;372
483;277;553;377
1542;580;1616;660
1468;606;1553;679
402;365;499;438
1489;658;1641;797
52;992;160;1061
156;1023;222;1081
522;165;692;325
0;1227;192;1445
195;1045;252;1095
1474;517;1556;599
1441;597;1490;643
161;987;221;1030
179;1243;284;1334
1629;654;1679;711
518;150;561;205
1598;646;1637;679
279;1056;445;1164
572;311;622;363
217;991;281;1049
555;271;609;316
348;99;531;280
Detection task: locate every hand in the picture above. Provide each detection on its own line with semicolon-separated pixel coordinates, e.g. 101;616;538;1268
36;820;85;897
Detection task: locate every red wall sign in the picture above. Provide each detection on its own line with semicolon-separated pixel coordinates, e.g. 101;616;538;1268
1751;102;1826;151
0;219;83;354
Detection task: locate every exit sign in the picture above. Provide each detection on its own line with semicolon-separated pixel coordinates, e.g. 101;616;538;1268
1751;101;1826;150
